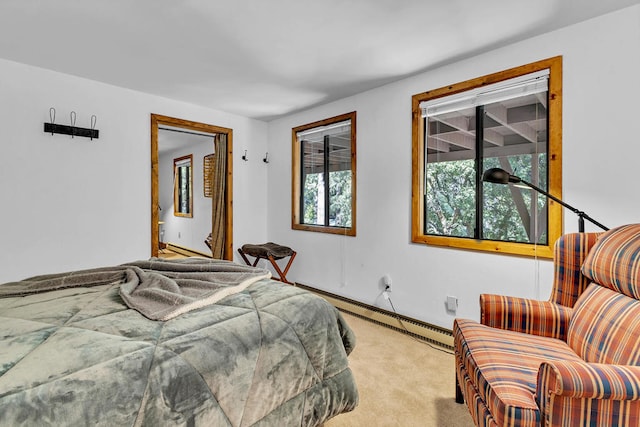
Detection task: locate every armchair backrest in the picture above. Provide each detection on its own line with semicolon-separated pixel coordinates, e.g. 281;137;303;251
567;224;640;365
581;224;640;299
549;231;601;307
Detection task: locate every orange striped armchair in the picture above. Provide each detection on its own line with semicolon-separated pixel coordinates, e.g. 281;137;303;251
454;224;640;427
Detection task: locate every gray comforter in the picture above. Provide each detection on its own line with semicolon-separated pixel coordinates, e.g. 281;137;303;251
0;259;358;426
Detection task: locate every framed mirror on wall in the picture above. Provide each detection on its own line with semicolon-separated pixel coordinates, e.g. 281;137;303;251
151;114;233;260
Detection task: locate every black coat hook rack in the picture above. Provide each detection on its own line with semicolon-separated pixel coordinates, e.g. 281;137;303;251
44;108;99;140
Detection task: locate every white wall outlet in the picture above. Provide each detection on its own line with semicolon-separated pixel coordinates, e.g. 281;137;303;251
446;295;458;312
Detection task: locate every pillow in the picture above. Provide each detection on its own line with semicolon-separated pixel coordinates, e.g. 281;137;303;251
581;224;640;299
568;283;640;364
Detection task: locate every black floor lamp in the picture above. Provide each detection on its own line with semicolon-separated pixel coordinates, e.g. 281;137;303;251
482;167;608;232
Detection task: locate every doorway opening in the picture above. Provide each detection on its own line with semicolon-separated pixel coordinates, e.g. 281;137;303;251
151;114;233;260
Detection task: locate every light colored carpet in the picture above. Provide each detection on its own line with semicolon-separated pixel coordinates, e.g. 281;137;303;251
326;312;475;427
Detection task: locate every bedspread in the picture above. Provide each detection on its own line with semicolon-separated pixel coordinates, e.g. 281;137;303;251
0;262;358;426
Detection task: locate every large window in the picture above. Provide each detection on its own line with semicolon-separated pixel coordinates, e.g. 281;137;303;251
411;57;562;258
292;112;356;236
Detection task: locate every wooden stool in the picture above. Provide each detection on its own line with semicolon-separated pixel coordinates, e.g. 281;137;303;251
238;242;297;283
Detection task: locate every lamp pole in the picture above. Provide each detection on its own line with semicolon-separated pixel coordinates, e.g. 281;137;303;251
482;168;608;233
515;177;608;232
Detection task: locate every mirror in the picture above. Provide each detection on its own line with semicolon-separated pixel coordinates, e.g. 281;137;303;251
173;154;193;217
151;114;234;260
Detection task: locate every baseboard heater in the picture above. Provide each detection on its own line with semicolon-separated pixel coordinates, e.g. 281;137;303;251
294;282;454;350
164;243;212;259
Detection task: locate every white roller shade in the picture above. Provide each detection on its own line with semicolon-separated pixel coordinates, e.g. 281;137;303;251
297;120;351;140
421;69;549;117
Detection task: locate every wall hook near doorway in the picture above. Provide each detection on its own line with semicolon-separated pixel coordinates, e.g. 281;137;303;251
263;152;269;164
242;150;249;161
44;107;99;140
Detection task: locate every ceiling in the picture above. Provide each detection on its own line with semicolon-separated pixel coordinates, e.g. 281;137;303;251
0;0;637;122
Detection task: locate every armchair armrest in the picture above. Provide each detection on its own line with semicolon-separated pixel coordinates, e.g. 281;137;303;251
538;361;640;400
537;361;640;425
480;294;572;340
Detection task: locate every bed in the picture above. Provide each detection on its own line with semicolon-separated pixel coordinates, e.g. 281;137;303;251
0;258;358;426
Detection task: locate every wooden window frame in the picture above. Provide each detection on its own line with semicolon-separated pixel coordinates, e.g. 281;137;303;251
173;154;193;218
411;56;563;258
291;111;357;236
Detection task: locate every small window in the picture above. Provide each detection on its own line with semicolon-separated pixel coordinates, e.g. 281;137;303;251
411;57;562;258
174;154;193;217
292;112;356;236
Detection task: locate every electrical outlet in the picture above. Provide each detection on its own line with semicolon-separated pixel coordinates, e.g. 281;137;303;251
446;295;458;312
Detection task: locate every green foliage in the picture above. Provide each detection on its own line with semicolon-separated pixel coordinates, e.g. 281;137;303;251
329;171;352;227
426;160;475;237
426;154;548;244
303;171;352;227
303;174;320;225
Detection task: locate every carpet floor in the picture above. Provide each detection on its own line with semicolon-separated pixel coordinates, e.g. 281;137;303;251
326;312;475;427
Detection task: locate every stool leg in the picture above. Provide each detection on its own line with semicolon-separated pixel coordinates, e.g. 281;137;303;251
268;255;288;283
267;252;297;284
281;251;296;280
237;248;251;266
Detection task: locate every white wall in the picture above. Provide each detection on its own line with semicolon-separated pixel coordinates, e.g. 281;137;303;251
0;59;269;282
266;5;640;329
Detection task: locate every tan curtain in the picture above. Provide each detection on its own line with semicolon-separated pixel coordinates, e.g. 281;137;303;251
210;133;227;258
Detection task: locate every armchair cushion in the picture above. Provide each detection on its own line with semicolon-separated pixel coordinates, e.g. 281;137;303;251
454;318;582;427
582;224;640;299
568;283;640;365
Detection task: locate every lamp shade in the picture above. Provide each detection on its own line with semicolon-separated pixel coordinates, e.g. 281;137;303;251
482;168;521;184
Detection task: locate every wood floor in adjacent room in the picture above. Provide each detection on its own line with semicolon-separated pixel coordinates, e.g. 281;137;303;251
158;248;189;260
327;312;475;427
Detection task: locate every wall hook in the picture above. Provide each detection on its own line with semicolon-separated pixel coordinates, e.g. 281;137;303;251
263;152;269;163
90;115;97;141
43;109;100;140
242;150;249;161
49;108;56;135
70;111;77;138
